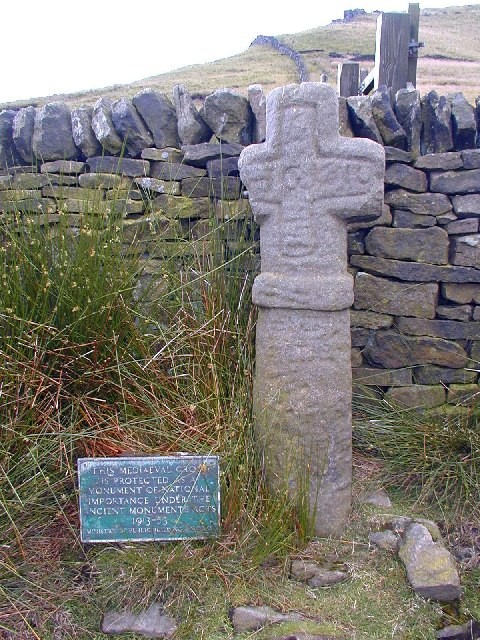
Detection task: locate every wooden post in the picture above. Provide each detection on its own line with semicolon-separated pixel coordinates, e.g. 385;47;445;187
374;12;410;98
408;3;420;86
337;62;360;97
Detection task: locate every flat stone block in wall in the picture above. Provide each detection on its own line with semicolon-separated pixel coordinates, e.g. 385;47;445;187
123;215;183;243
132;89;179;150
350;310;393;329
385;385;446;408
414;152;462;171
352;366;412;386
347;204;392;231
149;194;211;219
470;341;480;362
79;173;133;189
11;173;49;189
215;199;252;221
430;169;480;195
436;304;472;321
40;160;86;174
141;147;184;163
91;98;123;155
451;194;480;217
473;306;480;320
384;147;414;163
182;177;241;200
33;102;78;162
351;328;373;347
0;198;56;214
207;157;239;178
104;188;142;201
134;177;181;196
462;148;480;169
395;316;480;340
414;365;477;385
354;273;438;318
447;383;479;405
364;227;449;264
150;162;206;181
450;234;480;266
87;156;150;177
393;210;436;228
350;254;480;283
42;186;103;200
384;189;452;217
182;142;245;168
364;331;468;369
445;218;479;234
0;189;40;202
384;163;427;192
12;106;36;164
441;282;480;303
71;106;102;158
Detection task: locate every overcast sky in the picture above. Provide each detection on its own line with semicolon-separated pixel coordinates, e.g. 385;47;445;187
1;1;474;103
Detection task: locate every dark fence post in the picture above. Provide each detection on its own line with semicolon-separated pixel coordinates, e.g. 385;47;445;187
374;12;410;97
408;3;421;86
337;62;360;97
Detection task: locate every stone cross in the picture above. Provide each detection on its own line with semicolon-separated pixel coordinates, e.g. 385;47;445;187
239;83;384;536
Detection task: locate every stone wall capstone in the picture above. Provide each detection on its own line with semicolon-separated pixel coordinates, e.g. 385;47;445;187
0;82;479;410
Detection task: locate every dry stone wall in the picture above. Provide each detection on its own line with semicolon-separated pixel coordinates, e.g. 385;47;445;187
0;83;479;410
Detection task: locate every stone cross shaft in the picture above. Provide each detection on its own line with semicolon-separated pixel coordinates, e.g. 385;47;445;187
239;83;384;536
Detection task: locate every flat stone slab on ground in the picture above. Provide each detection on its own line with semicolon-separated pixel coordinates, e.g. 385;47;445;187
230;606;304;632
101;603;177;638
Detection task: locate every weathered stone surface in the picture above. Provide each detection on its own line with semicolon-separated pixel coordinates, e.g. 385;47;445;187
206;156;239;178
421;91;454;155
384;146;414;163
134;177;180;196
37;172;78;186
12;173;49;189
384;163;427;192
369;530;399;551
290;559;348;586
347;230;365;255
248;84;267;143
338;96;354;137
442;282;480;303
32;102;78;161
42;186;101;200
182;176;241;200
150;161;206;181
451;194;480;217
385;384;446;408
371;86;406;148
132;88;179;150
173;84;211;145
414;365;478;385
40;160;85;174
346;96;383;144
87;156;149;177
111;97;154;157
436;620;480;640
0;111;23;169
350;310;393;329
150;194;211;219
352;366;412;386
473;306;480;320
78;173;132;189
182;142;244;167
398;523;460;601
396;316;480;340
394;87;422;156
437;305;472;321
140;147;184;163
364;331;468;368
447;383;479;405
347;204;392;231
0;197;56;214
450;234;480;266
201;89;252;145
351;347;363;367
384;189;452;216
101;603;177;638
91;98;123;155
462;148;480;169
433;169;480;195
360;488;392;508
365;226;448;264
230;606;303;633
351;254;480;283
354;273;437;318
414;152;463;171
445;218;478;234
470;341;480;361
393;210;436;228
449;92;477;151
309;570;349;587
12;106;36;164
71;106;102;158
437;211;458;224
239;83;385;537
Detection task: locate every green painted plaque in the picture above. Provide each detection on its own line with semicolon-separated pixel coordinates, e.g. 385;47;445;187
77;455;220;543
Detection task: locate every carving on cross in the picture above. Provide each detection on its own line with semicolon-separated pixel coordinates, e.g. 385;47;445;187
239;83;385;312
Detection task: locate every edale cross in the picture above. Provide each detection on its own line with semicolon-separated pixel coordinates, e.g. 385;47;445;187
239;83;384;535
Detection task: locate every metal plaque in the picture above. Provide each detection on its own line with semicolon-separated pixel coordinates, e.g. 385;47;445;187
78;455;220;543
